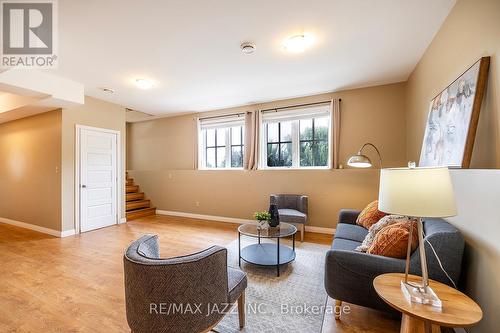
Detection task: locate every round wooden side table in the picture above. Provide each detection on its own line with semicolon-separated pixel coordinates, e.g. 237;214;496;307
373;273;482;333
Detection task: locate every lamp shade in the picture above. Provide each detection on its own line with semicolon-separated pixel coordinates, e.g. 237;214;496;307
378;167;457;218
347;154;372;168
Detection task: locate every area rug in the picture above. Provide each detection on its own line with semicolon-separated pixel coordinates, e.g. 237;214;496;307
215;237;330;333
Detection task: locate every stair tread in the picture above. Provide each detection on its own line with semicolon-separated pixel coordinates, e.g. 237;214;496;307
126;192;144;197
125;172;154;221
126;199;151;211
129;206;155;211
126;185;139;193
128;199;149;203
126;198;145;202
127;206;152;212
126;207;156;221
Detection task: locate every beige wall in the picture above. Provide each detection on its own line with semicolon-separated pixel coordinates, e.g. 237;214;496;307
448;170;500;333
62;96;126;232
406;1;500;332
406;0;500;168
0;110;62;231
128;83;407;228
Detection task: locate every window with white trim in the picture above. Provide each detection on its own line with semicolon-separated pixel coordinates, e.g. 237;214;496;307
260;103;331;169
199;115;245;169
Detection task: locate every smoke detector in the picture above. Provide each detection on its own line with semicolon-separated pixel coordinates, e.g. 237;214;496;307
99;87;115;94
240;42;256;54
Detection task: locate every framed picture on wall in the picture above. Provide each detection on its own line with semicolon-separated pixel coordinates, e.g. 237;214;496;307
419;56;490;168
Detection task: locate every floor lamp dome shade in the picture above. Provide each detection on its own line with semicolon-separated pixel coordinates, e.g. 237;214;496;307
347;143;382;168
347;154;372;168
378;167;457;218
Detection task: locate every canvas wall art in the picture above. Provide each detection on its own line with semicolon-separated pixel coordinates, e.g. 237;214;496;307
419;57;490;168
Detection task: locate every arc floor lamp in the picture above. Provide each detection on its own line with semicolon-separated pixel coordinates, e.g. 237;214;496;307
347;142;383;168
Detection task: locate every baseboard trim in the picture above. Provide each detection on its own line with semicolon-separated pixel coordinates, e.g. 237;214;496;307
119;217;127;224
156;210;335;235
60;229;76;237
304;225;336;235
157;210;253;224
0;217;75;238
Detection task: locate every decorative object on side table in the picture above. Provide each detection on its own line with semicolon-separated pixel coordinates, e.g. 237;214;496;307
347;142;383;168
419;56;490;168
268;203;280;227
253;211;271;230
378;164;456;308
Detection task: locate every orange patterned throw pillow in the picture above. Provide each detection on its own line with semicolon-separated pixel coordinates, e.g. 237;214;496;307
356;200;387;229
367;221;418;259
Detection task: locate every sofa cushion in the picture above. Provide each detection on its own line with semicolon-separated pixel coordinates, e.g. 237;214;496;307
356;200;387;229
367;221;418;259
227;266;247;304
331;238;361;252
335;223;369;243
278;208;306;224
356;215;416;252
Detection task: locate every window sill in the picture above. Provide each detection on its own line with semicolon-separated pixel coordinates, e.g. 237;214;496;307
258;166;331;171
198;168;245;171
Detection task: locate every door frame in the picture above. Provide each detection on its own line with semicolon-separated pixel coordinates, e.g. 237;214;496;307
75;124;122;234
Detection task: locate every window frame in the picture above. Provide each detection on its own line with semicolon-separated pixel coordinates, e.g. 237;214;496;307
260;113;331;170
265;122;294;167
199;125;244;170
298;117;330;167
230;126;244;168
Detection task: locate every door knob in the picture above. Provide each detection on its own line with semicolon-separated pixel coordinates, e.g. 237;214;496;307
81;184;87;188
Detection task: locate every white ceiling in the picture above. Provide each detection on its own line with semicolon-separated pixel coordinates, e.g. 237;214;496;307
50;0;455;115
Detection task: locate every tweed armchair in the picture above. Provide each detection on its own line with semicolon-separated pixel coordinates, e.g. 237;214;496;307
270;194;308;242
124;234;247;333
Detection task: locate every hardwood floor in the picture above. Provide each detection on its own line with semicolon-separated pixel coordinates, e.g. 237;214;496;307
0;215;399;332
321;297;400;333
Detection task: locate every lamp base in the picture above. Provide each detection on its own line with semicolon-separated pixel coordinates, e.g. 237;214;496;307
401;280;442;308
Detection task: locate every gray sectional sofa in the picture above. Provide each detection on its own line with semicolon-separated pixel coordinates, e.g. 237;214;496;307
324;209;465;313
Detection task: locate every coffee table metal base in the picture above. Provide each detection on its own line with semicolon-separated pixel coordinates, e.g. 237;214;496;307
239;242;295;277
241;243;295;264
238;223;297;277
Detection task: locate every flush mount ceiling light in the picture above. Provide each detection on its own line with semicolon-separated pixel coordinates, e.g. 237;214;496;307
283;34;314;53
240;42;256;54
134;78;154;90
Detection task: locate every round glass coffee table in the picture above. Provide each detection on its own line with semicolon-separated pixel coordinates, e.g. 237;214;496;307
238;222;297;277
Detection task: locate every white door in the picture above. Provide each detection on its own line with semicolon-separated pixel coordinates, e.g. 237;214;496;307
79;128;118;232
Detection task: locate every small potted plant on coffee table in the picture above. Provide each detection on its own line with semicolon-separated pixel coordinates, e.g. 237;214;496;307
253;211;271;230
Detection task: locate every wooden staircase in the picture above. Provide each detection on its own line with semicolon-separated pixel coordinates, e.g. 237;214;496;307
126;172;156;220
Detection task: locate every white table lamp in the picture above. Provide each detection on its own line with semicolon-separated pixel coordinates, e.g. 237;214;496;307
378;165;456;307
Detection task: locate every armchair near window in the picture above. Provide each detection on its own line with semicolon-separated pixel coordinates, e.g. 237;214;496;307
124;235;247;333
270;194;308;242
